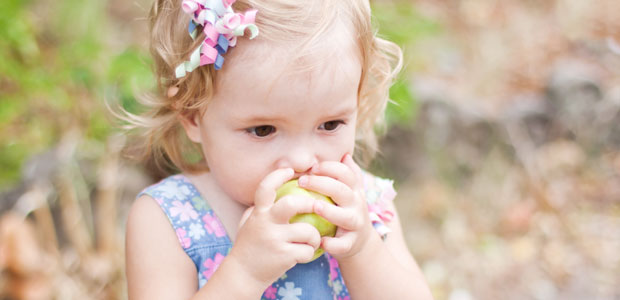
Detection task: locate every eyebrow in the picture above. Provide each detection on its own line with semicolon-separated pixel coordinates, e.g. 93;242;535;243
236;115;276;124
235;100;357;125
324;102;357;119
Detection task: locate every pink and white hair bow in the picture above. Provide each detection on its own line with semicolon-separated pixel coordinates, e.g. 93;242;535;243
175;0;259;78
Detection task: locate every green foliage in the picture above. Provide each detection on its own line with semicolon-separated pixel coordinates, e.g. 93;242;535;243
107;48;153;114
387;78;417;126
371;1;441;126
0;0;42;187
0;0;434;189
0;0;152;190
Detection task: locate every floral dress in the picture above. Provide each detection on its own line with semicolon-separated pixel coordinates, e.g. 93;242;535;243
139;173;396;300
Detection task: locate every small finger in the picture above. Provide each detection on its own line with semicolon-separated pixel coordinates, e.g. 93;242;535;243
254;168;295;209
321;234;355;256
310;160;357;188
313;200;361;230
299;174;354;206
238;206;254;228
287;243;319;264
341;154;364;187
271;195;316;224
285;222;322;250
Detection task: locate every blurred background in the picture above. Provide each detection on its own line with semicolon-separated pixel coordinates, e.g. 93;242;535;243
1;0;619;299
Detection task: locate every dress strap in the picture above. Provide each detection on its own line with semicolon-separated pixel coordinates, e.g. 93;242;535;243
138;174;232;250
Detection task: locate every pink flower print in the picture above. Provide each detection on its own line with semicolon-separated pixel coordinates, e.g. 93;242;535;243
203;212;227;237
264;285;277;299
170;201;198;222
202;253;225;280
338;297;350;300
176;228;191;248
328;255;339;280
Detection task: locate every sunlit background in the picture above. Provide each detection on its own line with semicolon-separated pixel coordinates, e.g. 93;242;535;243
1;0;619;299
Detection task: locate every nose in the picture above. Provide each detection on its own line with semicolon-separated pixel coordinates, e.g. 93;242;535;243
278;142;318;176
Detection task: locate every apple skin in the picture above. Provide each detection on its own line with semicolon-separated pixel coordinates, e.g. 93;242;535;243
275;180;337;261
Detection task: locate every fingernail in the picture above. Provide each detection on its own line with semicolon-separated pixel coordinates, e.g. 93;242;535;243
298;175;308;186
314;201;324;213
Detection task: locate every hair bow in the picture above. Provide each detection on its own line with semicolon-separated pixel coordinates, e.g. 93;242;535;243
175;0;259;78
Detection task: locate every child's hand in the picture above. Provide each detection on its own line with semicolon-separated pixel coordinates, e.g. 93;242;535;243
298;154;374;260
228;168;322;288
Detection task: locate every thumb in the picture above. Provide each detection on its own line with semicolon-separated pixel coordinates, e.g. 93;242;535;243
238;206;254;228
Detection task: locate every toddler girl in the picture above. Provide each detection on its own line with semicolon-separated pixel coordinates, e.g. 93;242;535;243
124;0;433;299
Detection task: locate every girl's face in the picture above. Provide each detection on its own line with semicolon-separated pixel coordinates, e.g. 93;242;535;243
183;27;362;206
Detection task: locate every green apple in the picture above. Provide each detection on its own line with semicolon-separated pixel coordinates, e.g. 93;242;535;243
275;179;337;261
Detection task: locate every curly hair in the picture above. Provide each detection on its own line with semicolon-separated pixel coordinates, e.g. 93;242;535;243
123;0;402;175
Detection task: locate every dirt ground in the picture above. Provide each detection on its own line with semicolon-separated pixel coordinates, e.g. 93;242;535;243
1;0;619;299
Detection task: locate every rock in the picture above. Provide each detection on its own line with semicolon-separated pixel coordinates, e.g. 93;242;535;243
415;97;461;149
375;124;421;183
595;86;620;148
545;59;604;143
502;94;558;147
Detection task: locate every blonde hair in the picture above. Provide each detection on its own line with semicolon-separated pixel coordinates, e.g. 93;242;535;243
124;0;402;175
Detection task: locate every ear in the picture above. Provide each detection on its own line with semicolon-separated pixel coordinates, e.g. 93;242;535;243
179;113;202;144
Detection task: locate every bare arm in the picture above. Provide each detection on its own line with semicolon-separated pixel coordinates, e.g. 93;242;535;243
126;195;198;299
126;168;322;300
301;156;434;299
337;200;433;300
125;195;266;300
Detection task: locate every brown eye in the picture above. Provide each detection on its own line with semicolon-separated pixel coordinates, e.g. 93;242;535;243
319;120;345;131
248;125;276;137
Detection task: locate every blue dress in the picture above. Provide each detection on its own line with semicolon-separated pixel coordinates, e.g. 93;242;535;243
140;173;396;300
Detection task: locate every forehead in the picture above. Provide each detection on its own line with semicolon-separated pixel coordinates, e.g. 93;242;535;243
213;22;362;98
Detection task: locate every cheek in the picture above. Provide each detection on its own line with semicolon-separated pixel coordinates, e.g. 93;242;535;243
322;127;357;162
206;149;271;206
342;124;357;152
211;164;259;205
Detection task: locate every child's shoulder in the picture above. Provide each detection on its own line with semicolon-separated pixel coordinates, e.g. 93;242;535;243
137;174;231;250
140;174;210;209
125;190;206;297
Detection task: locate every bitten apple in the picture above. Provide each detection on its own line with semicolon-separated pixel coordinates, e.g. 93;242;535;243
275;179;337;261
